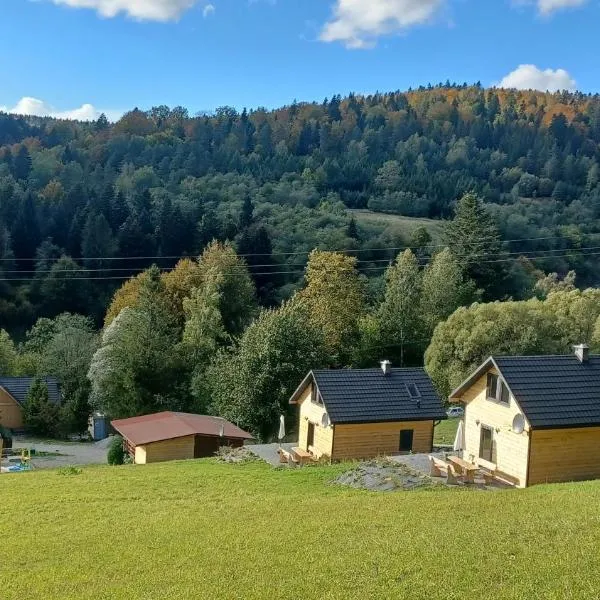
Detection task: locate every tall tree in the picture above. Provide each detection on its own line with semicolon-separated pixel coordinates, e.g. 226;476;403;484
445;192;504;297
375;249;423;366
207;300;327;440
298;250;365;364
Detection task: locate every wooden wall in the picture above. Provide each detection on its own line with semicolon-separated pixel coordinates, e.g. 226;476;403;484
0;388;23;428
297;384;333;459
331;420;434;461
528;427;600;485
459;369;530;487
135;435;195;464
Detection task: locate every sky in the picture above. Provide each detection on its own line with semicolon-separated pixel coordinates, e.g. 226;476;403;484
0;0;598;120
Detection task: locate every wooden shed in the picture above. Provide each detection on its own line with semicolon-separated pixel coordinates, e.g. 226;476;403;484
0;377;61;429
111;412;253;464
289;362;446;461
449;345;600;487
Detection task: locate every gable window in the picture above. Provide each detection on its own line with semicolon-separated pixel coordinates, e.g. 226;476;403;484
486;373;498;400
499;381;510;405
311;383;323;406
486;373;510;405
306;422;315;449
479;426;495;463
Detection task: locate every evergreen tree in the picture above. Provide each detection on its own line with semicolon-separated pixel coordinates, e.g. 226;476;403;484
23;378;60;437
445;192;504;297
13;145;32;181
239;195;254;230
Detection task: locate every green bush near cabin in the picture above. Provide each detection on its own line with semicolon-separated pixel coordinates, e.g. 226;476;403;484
107;436;125;465
1;460;600;599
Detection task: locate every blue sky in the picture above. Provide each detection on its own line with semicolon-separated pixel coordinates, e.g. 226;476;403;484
0;0;598;120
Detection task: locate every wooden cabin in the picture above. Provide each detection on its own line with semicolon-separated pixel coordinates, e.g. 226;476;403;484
0;377;61;429
111;412;253;464
449;345;600;487
289;361;446;461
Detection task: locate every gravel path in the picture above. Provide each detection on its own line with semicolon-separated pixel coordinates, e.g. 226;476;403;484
246;442;294;466
389;451;447;476
6;436;112;470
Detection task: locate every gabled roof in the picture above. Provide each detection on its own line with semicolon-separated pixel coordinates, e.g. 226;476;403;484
0;377;61;406
111;412;253;446
450;354;600;429
290;368;446;424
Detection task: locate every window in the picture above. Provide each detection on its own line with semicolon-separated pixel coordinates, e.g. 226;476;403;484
479;426;495;463
306;422;315;449
311;383;323;406
499;381;510;405
486;373;498;400
486;372;510;404
405;383;421;399
399;429;414;453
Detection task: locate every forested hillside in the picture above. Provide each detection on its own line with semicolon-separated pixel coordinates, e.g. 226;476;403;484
1;84;600;333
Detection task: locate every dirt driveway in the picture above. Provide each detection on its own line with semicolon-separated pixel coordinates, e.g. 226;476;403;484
8;437;111;470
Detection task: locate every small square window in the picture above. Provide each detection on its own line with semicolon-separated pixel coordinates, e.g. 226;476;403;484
499;382;510;404
405;383;420;399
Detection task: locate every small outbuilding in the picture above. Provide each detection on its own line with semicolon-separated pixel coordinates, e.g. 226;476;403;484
111;412;253;464
0;377;61;429
289;361;446;461
449;345;600;487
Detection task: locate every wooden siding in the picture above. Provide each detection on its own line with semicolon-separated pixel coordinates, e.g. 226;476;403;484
0;388;23;429
331;421;434;461
297;384;333;459
459;368;530;488
528;427;600;485
136;435;195;464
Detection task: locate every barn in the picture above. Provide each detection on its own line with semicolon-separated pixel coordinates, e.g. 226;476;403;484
111;412;253;464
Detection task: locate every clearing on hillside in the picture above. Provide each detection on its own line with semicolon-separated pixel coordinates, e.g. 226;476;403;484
1;460;599;599
349;210;445;244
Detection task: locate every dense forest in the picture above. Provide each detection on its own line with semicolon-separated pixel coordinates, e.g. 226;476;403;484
1;84;600;332
2;84;600;440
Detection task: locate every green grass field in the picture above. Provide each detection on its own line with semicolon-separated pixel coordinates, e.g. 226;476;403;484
433;418;459;445
2;460;600;599
349;209;445;243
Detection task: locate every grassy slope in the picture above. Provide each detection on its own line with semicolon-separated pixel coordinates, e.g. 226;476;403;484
2;461;600;599
434;418;460;445
349;209;445;244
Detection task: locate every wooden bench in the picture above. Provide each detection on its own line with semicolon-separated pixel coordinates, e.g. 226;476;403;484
291;447;314;465
448;456;479;483
476;458;498;484
429;456;460;484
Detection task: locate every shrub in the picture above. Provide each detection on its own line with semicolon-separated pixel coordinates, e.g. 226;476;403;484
107;436;125;465
0;425;13;449
58;466;82;476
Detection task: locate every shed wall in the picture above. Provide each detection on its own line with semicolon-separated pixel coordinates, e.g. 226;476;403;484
0;389;23;428
331;420;434;461
137;435;195;464
297;384;333;459
460;369;530;487
528;427;600;485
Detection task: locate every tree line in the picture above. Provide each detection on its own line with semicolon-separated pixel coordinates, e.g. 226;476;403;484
1;85;600;334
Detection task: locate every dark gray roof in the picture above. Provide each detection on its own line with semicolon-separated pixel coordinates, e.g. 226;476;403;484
0;377;61;406
492;355;600;429
304;368;446;424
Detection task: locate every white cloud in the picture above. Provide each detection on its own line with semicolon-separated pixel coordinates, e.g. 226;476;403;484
537;0;589;15
202;3;215;17
47;0;200;21
498;65;576;92
320;0;445;49
0;97;122;121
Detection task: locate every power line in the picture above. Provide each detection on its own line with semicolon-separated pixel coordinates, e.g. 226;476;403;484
1;250;598;282
2;233;599;263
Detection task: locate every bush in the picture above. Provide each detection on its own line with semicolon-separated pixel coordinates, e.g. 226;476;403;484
107;436;125;465
0;425;13;449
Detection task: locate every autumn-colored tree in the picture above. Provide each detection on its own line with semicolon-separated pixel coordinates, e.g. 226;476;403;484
104;271;149;327
298;250;365;364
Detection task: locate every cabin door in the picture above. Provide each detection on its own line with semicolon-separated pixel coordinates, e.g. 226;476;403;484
399;429;414;453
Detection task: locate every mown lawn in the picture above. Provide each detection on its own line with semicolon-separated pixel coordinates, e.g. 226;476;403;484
349;209;445;243
1;460;600;599
434;418;459;445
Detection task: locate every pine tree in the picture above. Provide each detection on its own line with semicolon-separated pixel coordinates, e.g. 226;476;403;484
445;192;504;297
23;378;59;437
13;146;32;180
239;195;254;230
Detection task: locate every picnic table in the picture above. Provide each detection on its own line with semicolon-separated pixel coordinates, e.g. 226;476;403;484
448;455;479;483
291;447;314;465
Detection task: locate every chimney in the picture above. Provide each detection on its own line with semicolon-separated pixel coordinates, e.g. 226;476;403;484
380;360;392;376
573;344;590;363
